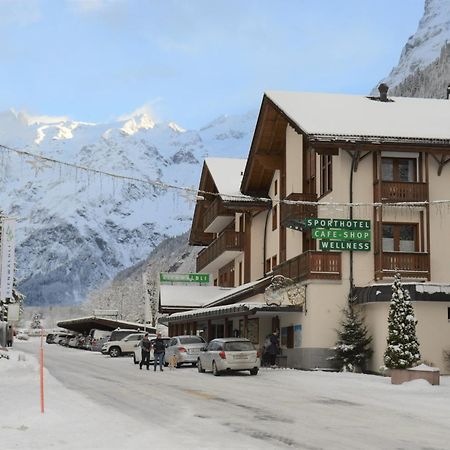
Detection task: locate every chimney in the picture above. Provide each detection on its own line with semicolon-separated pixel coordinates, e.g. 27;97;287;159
378;83;389;102
447;84;450;99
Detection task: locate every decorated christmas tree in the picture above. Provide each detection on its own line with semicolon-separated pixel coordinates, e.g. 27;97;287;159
384;273;421;369
331;304;373;372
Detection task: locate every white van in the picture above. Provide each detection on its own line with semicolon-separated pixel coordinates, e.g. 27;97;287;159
89;329;111;352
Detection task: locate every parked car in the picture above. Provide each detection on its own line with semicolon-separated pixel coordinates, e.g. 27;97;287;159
53;333;73;345
16;330;29;341
46;333;56;344
165;335;206;367
88;329;111;352
59;334;75;346
68;335;81;348
102;332;145;357
108;328;141;343
132;335;168;365
197;338;260;376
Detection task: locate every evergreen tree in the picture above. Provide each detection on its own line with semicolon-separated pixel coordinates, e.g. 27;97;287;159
384;273;421;369
31;312;42;329
331;304;373;372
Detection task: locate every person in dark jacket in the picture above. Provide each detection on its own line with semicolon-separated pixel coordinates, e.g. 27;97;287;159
153;332;165;372
140;334;151;370
267;330;279;367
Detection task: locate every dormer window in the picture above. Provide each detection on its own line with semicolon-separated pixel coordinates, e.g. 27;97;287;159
381;157;417;182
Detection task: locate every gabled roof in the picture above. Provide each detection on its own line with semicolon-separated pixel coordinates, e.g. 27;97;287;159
204;157;248;201
241;91;450;196
189;157;265;246
266;90;450;143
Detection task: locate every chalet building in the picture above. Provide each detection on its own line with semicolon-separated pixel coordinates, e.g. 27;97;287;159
163;87;450;373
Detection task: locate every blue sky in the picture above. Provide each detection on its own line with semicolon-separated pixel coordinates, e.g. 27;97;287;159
0;0;424;128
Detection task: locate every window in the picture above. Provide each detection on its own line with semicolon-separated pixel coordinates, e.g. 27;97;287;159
271;255;277;269
382;223;417;252
381;158;417;182
274;179;278;196
265;258;271;273
272;205;278;231
239;214;244;232
320;154;332;196
448;307;450;321
239;261;243;285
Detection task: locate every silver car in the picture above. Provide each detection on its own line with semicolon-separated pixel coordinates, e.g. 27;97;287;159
165;335;206;367
197;338;260;376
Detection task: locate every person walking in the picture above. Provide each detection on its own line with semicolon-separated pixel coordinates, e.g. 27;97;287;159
139;333;151;370
267;330;279;368
153;332;165;372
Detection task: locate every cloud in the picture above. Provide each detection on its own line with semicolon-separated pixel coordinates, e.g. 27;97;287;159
20;111;70;125
66;0;108;14
116;102;160;122
0;0;42;26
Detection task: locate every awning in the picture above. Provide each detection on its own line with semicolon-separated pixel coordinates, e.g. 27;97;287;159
57;316;156;334
163;303;302;323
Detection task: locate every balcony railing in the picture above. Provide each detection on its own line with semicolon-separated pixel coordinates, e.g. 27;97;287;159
272;251;341;282
197;230;244;272
280;193;318;229
203;197;234;233
375;252;430;280
189;229;215;246
374;181;428;203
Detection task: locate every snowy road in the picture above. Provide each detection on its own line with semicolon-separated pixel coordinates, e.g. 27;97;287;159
11;339;450;450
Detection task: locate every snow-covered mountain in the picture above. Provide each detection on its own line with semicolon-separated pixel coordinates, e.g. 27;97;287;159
375;0;450;92
0;109;256;305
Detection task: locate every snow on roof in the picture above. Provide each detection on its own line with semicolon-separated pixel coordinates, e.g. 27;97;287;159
409;364;440;372
415;284;450;295
204;157;253;201
160;278;270;311
169;302;269;320
265;91;450;142
159;285;233;308
204;277;269;307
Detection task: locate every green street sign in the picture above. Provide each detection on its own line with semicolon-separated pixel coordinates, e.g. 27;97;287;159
303;218;370;230
319;240;371;251
312;228;371;242
302;217;372;252
159;273;210;283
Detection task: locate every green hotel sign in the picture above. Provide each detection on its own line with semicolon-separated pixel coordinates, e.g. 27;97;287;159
159;273;210;284
303;218;371;252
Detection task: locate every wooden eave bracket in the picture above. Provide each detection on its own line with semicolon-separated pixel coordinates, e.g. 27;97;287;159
431;153;450;176
344;149;371;172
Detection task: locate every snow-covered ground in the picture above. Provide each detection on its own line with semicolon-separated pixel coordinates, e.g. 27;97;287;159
2;339;450;450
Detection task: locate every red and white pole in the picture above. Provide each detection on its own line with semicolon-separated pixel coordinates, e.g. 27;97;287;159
40;328;44;413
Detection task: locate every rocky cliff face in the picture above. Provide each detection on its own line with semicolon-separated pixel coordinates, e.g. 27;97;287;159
0;110;256;305
389;42;450;98
376;0;450;93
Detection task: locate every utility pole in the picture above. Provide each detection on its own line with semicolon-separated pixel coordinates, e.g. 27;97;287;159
143;271;150;331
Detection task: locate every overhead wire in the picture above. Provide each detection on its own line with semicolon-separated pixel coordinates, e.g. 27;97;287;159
1;142;450;209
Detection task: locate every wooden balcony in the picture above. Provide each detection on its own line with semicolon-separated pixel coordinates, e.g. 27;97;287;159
203;197;234;233
189;229;215;247
375;252;430;280
280;193;318;230
196;230;244;273
272;251;341;282
374;181;428;203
